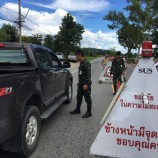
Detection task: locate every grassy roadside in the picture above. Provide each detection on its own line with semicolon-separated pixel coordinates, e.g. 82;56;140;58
85;56;100;61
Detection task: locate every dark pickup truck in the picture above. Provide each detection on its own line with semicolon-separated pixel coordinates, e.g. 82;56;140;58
0;43;73;156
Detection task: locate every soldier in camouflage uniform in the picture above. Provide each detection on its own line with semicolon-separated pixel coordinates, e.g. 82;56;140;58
70;50;92;118
110;51;125;95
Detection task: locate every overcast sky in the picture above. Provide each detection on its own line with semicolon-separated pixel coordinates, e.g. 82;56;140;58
0;0;128;52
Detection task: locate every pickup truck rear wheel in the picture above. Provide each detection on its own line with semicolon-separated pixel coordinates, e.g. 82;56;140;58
22;106;41;156
65;82;73;104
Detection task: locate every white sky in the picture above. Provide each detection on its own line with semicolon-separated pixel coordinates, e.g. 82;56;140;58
0;3;126;52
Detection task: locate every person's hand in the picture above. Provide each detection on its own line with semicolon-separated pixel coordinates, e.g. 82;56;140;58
83;85;88;91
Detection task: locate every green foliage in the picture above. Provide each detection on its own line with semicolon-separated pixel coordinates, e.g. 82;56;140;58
104;11;127;30
22;34;43;45
151;10;158;45
117;23;143;53
21;35;32;43
0;29;9;42
0;24;18;42
104;0;158;53
43;34;54;50
81;48;110;56
31;34;43;45
54;13;85;60
108;47;116;56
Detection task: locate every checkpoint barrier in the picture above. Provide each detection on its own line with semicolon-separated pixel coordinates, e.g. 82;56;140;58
98;61;125;86
91;57;158;158
98;61;113;84
91;41;158;158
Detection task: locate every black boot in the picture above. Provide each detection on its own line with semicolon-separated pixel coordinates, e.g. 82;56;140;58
82;105;92;118
124;77;126;82
113;85;117;95
70;105;81;114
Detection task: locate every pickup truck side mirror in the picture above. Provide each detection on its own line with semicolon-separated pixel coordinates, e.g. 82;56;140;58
63;61;71;68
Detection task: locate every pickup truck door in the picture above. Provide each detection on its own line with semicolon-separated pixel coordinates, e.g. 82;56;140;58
34;47;56;103
48;52;67;98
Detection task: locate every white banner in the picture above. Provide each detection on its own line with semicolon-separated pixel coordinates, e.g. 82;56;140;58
91;58;158;158
99;61;113;83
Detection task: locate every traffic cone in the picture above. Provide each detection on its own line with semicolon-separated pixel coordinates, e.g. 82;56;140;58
117;81;121;90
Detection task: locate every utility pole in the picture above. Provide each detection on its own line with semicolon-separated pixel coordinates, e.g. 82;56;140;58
18;0;22;43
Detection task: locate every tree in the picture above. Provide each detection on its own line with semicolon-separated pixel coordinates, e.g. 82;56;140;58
0;29;9;42
117;23;143;53
104;10;128;30
152;0;158;45
0;24;18;42
104;0;158;53
109;47;116;56
54;13;85;60
152;29;158;45
104;11;139;54
43;34;54;50
22;34;43;45
31;34;43;45
22;35;32;43
125;0;158;51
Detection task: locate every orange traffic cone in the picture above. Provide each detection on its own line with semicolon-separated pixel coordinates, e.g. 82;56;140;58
117;81;121;90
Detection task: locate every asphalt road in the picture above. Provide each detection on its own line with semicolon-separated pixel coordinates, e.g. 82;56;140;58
0;58;134;158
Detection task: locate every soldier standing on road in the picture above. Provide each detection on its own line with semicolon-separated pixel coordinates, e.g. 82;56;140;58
70;50;92;118
110;51;125;95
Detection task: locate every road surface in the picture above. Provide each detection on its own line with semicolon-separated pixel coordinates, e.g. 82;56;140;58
0;58;134;158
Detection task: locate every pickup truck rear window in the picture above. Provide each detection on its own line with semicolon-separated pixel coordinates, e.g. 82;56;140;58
0;48;29;65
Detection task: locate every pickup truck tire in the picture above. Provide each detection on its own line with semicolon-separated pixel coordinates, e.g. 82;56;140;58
65;82;73;104
22;106;41;156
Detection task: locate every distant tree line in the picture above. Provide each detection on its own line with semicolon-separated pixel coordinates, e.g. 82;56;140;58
0;22;112;58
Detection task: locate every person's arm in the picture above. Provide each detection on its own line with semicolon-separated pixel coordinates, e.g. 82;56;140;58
110;61;114;75
84;62;91;85
83;61;91;91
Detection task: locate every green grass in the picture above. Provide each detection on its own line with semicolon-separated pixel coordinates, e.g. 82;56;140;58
85;56;99;61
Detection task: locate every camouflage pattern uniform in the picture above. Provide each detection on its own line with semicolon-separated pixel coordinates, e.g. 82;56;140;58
77;59;92;111
111;58;125;91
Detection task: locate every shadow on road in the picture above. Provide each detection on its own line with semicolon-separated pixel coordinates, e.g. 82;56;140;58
0;149;26;158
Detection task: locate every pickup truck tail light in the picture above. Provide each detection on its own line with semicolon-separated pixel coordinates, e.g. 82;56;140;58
0;44;5;47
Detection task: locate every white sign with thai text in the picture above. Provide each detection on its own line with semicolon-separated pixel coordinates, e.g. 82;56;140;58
91;58;158;158
100;61;113;82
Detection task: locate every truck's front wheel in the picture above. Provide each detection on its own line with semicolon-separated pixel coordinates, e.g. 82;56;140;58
22;106;41;156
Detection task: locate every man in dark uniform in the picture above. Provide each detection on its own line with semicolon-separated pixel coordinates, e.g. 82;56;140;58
110;51;125;95
70;50;92;118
